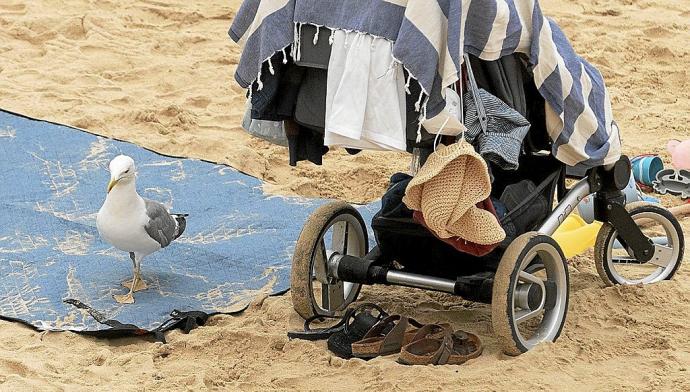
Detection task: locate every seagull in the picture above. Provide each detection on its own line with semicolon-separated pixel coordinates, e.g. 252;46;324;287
96;155;187;304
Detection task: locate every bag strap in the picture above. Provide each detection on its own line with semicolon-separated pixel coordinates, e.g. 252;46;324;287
464;54;488;133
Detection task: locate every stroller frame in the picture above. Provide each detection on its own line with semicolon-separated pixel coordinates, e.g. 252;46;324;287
290;153;684;355
330;157;655;295
289;55;685;355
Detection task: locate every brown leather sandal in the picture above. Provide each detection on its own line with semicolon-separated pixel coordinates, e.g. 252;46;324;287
350;315;425;359
398;325;483;366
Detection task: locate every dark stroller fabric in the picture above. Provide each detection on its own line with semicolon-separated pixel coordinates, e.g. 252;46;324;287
373;173;503;276
468;54;527;117
462;54;531;171
380;172;414;218
294;67;328;132
498;179;551;246
295;24;332;69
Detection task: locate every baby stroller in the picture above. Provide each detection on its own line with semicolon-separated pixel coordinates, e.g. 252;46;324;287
289;54;685;356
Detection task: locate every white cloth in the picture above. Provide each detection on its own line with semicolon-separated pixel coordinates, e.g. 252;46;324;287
325;31;407;152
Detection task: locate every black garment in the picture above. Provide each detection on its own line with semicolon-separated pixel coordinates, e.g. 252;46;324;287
380;173;414;219
250;52;305;122
294;67;327;131
285;120;328;166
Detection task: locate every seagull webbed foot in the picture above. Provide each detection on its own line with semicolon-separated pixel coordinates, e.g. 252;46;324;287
121;277;148;292
113;292;135;304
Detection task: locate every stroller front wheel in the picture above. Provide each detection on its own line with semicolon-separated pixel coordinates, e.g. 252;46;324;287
290;201;369;319
594;202;684;286
492;232;569;356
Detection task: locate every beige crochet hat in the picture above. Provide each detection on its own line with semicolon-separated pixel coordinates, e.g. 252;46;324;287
403;142;505;245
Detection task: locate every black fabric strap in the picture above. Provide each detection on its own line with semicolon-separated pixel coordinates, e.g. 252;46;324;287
63;299;248;343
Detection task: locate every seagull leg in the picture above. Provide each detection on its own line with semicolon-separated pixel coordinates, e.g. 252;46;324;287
121;252;137;288
122;253;148;292
132;256;148;292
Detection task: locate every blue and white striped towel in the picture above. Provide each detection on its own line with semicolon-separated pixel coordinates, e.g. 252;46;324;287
229;0;621;169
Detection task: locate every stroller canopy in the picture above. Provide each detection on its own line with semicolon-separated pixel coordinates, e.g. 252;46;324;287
230;0;622;169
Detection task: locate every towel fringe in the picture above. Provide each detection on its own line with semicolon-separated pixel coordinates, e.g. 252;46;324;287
281;47;288;64
405;73;412;95
313;25;320;45
329;28;335;45
267;58;275;75
296;23;303;61
416;96;430;143
292;23;298;58
256;69;264;91
414;90;424;112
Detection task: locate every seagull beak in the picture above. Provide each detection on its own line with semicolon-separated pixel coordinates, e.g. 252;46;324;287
107;178;119;193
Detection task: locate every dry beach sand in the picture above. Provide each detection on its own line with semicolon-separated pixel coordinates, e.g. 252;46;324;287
1;0;689;390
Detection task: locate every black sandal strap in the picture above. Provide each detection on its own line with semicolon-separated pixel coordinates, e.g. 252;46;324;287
287;303;387;341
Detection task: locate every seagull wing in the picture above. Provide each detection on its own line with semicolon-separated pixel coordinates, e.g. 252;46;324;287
144;199;178;248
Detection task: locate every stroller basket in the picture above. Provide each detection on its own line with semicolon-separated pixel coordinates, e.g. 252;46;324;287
372;162;562;278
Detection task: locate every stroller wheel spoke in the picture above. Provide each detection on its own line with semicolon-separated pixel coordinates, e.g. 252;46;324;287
518;270;543;286
312;239;329;283
321;281;344;311
515;308;544;324
331;221;348;254
611;257;638;264
648;245;673;268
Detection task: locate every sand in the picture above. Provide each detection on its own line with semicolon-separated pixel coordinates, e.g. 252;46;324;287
0;0;689;390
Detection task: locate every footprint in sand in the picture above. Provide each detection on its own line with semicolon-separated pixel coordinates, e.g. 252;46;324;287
643;26;673;38
648;45;676;60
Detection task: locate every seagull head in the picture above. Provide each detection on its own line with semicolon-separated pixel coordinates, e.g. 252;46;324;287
107;155;137;193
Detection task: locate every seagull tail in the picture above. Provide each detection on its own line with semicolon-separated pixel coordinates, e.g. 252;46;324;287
171;214;187;240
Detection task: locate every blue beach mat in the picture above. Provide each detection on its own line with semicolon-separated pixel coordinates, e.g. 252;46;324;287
0;110;378;336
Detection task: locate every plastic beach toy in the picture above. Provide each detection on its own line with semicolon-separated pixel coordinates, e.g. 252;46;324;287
653;169;690;199
631;155;663;186
553;215;602;259
668;139;690;170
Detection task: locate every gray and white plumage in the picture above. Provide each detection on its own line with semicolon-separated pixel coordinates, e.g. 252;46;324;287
144;199;186;249
96;155;187;304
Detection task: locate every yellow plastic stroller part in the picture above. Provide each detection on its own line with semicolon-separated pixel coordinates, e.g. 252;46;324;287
552;215;603;259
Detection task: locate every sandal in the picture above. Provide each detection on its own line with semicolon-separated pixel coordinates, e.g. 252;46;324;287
327;304;389;359
287;303;387;342
350;315;425;359
398;324;483;366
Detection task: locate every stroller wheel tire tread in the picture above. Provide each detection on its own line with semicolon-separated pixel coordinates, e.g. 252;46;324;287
291;201;367;320
492;232;537;356
492;232;569;356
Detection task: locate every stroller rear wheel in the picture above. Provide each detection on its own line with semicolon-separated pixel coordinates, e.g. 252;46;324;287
492;232;569;356
290;201;369;319
594;202;684;286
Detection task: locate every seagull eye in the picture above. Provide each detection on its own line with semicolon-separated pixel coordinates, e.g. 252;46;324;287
124;169;130;174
